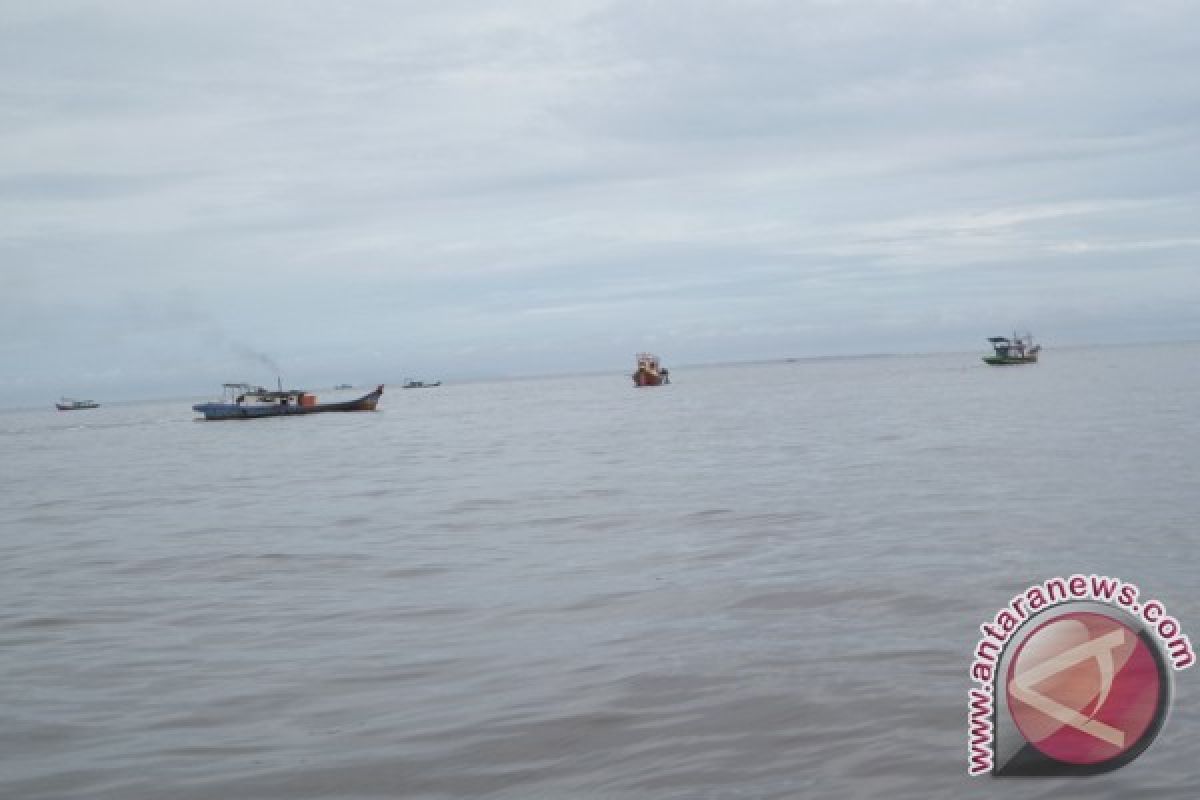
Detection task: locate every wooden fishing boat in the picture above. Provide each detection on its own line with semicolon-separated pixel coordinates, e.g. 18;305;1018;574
632;353;669;387
983;333;1041;365
193;383;383;420
56;397;99;411
402;380;441;389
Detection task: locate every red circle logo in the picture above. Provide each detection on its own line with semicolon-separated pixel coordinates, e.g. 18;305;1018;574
1006;612;1163;765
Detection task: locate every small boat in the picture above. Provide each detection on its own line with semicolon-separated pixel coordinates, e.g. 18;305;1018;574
193;383;383;420
402;380;441;389
632;353;669;387
56;397;99;411
983;332;1041;365
334;383;354;390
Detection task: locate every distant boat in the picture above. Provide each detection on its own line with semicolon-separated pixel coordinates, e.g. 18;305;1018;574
333;383;354;390
193;383;383;420
402;380;441;389
56;397;99;411
983;332;1041;365
632;353;669;387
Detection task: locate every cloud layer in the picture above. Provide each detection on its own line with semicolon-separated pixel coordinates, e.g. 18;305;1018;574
2;1;1199;404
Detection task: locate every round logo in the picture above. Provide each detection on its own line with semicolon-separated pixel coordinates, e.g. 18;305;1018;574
1006;611;1168;767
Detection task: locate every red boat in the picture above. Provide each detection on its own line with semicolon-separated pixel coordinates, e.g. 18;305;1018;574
632;353;669;387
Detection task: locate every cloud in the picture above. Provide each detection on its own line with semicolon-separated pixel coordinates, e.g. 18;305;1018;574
1;1;1199;405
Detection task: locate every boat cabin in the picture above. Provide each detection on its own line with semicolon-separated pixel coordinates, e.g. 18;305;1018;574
987;334;1037;359
635;353;660;372
987;336;1017;358
220;383;316;407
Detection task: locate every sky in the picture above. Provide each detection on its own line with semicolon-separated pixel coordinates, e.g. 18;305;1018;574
2;0;1199;406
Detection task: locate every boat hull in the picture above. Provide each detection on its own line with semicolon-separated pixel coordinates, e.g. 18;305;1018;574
982;355;1038;365
193;385;383;420
56;403;98;411
633;370;665;387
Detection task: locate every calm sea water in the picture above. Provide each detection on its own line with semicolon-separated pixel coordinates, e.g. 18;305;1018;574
3;344;1199;799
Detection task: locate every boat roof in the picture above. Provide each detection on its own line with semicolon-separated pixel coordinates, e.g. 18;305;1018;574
221;383;307;398
246;389;307;399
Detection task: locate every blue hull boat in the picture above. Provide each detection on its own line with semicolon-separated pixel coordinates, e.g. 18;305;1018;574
193;384;383;420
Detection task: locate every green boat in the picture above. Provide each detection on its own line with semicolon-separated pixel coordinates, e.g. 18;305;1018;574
983;333;1040;365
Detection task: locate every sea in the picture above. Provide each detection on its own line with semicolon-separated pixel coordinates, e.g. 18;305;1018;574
2;343;1199;799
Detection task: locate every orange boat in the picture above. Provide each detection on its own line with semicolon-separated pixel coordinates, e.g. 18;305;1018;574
632;353;669;387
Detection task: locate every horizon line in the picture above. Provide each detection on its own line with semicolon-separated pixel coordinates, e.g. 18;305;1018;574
3;337;1197;412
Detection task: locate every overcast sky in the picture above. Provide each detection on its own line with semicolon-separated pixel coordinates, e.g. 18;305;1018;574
2;1;1198;406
